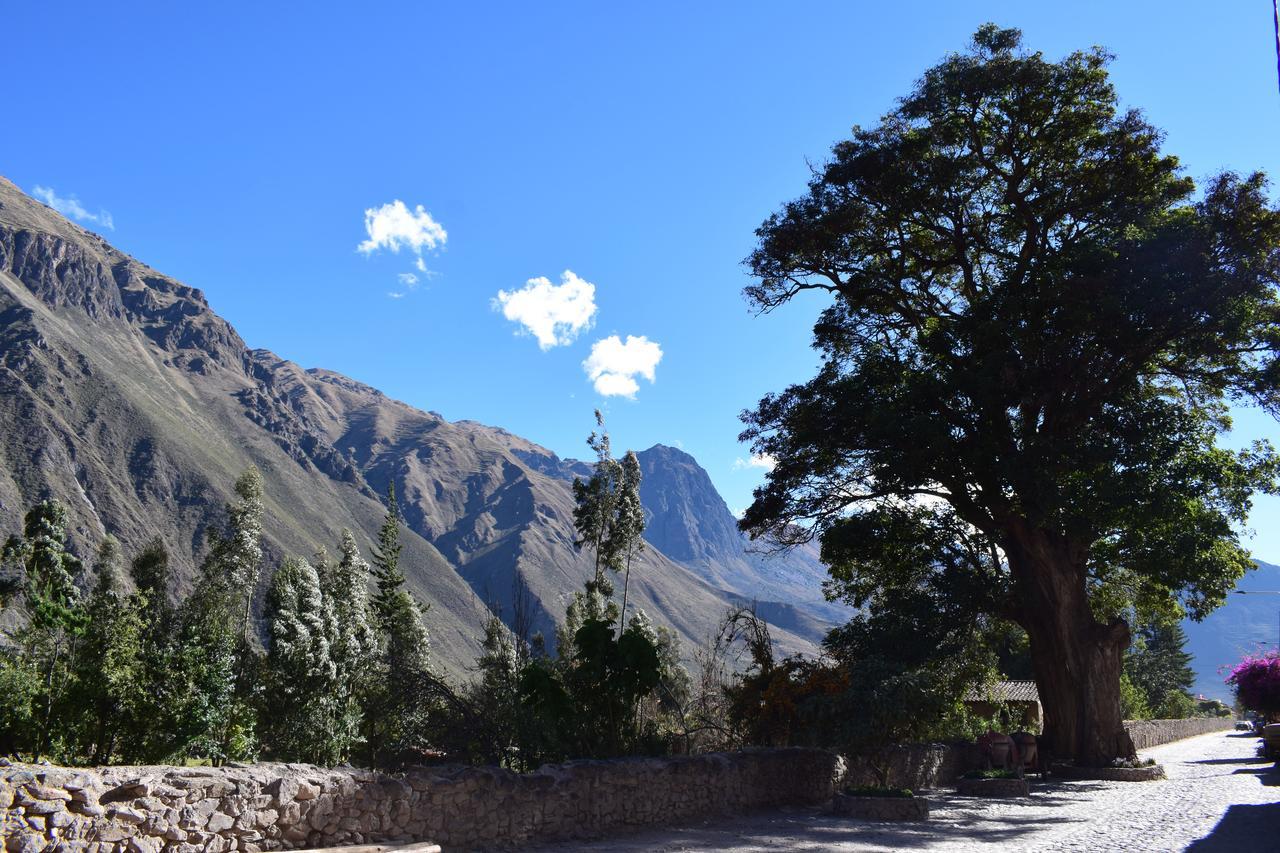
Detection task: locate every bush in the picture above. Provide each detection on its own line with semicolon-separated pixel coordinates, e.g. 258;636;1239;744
1227;653;1280;720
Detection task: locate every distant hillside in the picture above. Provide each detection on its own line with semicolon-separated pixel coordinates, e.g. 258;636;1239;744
0;177;835;673
1184;560;1280;702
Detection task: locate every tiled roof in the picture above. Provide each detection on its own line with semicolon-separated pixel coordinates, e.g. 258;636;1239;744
963;680;1040;703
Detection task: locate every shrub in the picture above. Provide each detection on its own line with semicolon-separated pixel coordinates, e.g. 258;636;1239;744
1227;653;1280;720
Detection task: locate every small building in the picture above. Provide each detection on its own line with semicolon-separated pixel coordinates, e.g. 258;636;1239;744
963;680;1042;731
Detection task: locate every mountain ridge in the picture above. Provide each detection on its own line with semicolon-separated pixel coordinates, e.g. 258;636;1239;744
0;176;833;671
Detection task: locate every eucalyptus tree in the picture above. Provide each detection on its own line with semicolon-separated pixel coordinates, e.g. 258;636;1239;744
739;25;1280;764
73;536;145;764
568;412;647;635
572;410;626;603
612;451;647;634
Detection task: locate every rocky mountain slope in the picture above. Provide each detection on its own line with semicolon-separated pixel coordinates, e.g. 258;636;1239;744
0;177;833;672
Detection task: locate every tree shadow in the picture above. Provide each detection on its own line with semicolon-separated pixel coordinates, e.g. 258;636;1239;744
1185;803;1280;851
1191;756;1270;766
1231;765;1280;786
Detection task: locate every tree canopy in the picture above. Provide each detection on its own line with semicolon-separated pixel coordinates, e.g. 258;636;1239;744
739;24;1280;764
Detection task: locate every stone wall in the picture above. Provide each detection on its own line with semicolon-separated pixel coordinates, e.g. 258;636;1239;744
840;743;974;791
0;748;844;852
1124;716;1234;750
0;719;1234;852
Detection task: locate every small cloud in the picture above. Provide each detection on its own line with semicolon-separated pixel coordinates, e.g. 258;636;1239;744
387;291;406;299
494;270;597;350
397;272;419;287
733;453;777;472
415;257;428;272
583;334;663;398
32;185;114;230
673;439;684;449
357;200;447;257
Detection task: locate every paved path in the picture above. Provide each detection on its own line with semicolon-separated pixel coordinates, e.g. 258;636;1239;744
537;731;1279;852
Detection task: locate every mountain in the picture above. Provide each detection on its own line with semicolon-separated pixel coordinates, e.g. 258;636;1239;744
1184;560;1280;702
635;444;848;627
0;177;833;673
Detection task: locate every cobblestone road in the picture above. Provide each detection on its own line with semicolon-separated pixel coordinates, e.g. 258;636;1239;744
538;731;1279;852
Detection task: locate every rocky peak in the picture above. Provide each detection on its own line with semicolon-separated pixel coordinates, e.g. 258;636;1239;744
635;444;745;564
0;176;246;372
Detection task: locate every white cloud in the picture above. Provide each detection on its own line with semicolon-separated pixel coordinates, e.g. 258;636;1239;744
582;334;663;398
397;272;419;287
32;186;114;230
387;291;405;299
733;453;778;472
415;256;427;272
494;270;597;350
357;200;447;257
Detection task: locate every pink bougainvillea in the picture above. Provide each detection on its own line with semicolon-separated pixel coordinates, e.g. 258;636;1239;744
1227;653;1280;717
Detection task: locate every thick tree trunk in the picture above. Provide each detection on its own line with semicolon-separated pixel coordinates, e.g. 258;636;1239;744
1004;522;1135;767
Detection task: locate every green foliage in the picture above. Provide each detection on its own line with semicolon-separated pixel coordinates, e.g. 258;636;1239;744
517;615;662;764
1154;690;1197;720
69;537;147;764
370;483;406;627
962;769;1018;780
321;531;378;761
122;538;200;763
362;587;435;767
261;557;341;763
183;467;266;764
1124;621;1196;719
1119;672;1152;721
0;458;686;772
738;24;1280;763
0;648;39;756
1;500;88;761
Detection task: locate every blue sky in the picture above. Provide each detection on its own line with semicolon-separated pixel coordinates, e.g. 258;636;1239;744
4;1;1279;561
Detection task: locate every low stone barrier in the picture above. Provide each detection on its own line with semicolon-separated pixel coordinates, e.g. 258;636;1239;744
0;748;844;852
839;743;974;791
1123;717;1234;751
0;718;1235;851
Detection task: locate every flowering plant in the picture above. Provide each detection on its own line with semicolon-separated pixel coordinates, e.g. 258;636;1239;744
1227;653;1280;718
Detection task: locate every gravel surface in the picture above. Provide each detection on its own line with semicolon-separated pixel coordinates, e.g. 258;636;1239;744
534;731;1279;852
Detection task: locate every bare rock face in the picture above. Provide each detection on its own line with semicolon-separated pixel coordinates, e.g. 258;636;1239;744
0;176;829;670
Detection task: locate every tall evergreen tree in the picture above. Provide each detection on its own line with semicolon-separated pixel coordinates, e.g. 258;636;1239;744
320;530;378;762
1125;621;1196;718
365;587;433;766
262;556;340;762
371;482;406;627
365;491;434;767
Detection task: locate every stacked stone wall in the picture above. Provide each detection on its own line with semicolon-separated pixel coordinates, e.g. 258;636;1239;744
1123;716;1234;750
0;719;1234;851
0;748;844;852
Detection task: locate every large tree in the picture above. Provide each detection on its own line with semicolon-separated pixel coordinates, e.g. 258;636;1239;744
739;25;1280;765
